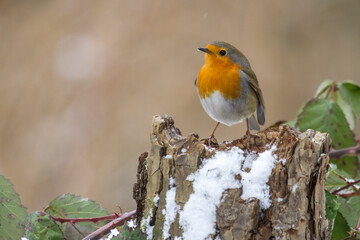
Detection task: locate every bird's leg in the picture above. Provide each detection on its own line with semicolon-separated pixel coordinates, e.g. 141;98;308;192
246;119;251;136
209;122;220;145
246;119;251;149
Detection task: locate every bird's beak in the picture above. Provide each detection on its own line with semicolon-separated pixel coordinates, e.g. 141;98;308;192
198;47;212;54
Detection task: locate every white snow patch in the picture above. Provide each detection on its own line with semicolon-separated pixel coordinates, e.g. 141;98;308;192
153;194;160;207
240;145;279;209
127;219;137;229
202;144;215;152
162;177;181;239
312;135;325;144
141;214;154;240
273;225;281;230
279;158;286;166
169;177;175;186
345;178;355;183
336;188;354;194
292;183;298;193
21;238;29;240
277;197;283;202
103;228;120;240
141;195;159;240
317;153;327;163
164;154;173;159
179;146;280;240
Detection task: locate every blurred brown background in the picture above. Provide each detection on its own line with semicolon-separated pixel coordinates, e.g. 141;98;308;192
1;1;360;212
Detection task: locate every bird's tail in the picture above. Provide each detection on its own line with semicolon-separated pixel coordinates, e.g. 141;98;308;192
248;114;260;130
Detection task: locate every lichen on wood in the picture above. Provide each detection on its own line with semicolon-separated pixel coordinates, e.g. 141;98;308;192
133;115;330;240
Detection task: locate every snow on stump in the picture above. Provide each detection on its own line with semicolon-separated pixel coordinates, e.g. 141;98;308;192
133;115;330;240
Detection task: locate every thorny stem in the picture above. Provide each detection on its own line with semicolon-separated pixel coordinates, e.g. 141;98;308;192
329;144;360;159
336;192;360;197
332;179;360;195
46;205;85;237
82;210;136;240
333;171;360;193
51;213;119;224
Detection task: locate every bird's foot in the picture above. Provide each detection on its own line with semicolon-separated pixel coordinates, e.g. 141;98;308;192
245;130;252;149
200;135;218;148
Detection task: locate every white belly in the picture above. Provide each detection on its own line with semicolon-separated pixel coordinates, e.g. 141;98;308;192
198;90;257;126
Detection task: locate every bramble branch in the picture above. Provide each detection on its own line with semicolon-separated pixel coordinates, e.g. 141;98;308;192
332;179;360;195
333;171;360;193
51;213;119;224
329;144;360;159
82;210;136;240
335;192;360;198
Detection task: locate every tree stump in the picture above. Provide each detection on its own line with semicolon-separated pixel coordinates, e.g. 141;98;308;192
133;115;330;240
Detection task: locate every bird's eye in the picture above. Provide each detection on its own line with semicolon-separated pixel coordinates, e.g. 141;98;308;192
219;50;227;56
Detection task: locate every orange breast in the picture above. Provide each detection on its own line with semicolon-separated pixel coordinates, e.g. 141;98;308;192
197;57;243;100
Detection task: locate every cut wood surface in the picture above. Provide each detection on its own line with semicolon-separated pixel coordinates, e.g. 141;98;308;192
133;115;330;240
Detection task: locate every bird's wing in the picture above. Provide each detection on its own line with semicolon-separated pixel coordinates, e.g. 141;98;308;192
241;68;265;125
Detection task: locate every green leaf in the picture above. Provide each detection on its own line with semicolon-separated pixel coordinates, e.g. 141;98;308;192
325;191;340;225
339;81;360;118
25;211;63;240
296;98;357;175
337;197;360;229
0;174;27;240
315;79;333;97
325;164;353;192
45;194;109;239
296;98;355;149
340;156;360;177
335;91;356;130
348;196;360;214
331;212;351;240
112;223;147;240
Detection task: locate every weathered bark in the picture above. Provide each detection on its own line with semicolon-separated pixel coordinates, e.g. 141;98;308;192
133;115;330;240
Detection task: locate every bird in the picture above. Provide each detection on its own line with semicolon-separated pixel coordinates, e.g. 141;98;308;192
195;41;265;141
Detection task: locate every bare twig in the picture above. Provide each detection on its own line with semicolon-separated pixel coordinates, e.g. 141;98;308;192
335;192;360;198
82;210;136;240
332;179;360;195
333;171;360;193
329;145;360;159
51;213;119;224
46;206;85;237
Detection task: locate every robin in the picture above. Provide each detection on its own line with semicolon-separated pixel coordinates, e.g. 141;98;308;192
195;41;265;141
